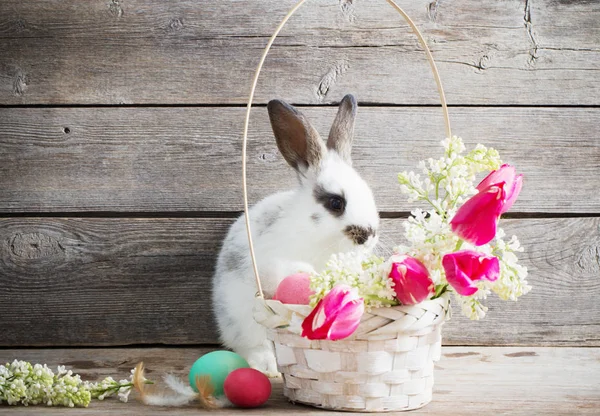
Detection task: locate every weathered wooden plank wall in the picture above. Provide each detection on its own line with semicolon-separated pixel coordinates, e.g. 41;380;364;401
0;0;598;348
0;107;598;213
0;0;598;105
1;218;598;346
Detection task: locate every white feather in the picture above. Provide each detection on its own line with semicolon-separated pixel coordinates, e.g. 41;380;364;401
162;374;233;408
142;394;195;407
137;374;233;408
214;396;234;408
163;374;196;397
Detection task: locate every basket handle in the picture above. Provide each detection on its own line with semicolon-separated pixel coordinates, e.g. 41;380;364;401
242;0;452;298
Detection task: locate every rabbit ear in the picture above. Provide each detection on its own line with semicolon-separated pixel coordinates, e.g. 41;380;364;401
268;99;326;173
327;94;357;164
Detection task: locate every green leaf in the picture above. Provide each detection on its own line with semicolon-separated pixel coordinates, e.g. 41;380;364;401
432;284;448;299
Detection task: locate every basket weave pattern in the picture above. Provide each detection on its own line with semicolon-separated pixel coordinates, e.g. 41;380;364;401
255;296;449;412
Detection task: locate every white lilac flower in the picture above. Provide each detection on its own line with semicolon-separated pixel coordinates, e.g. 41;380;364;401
395;136;528;319
0;360;142;407
117;381;133;403
453;286;491;320
309;252;397;310
491;233;531;301
87;370;136;402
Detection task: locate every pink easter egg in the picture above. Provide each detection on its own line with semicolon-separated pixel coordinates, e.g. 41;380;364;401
273;273;314;305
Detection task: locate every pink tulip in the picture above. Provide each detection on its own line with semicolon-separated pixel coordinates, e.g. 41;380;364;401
450;183;506;246
442;250;500;296
476;164;523;214
389;255;435;305
301;284;364;341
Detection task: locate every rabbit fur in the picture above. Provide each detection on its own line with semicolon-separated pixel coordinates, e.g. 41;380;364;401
212;95;379;375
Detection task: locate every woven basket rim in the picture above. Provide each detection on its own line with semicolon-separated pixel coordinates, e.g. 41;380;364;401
254;294;450;340
261;295;449;317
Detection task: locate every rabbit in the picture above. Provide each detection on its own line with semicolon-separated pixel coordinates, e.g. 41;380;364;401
212;94;380;376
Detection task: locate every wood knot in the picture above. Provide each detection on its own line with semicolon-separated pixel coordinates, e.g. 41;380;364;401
428;1;440;22
13;19;27;32
259;152;277;162
109;0;124;18
316;61;349;101
12;70;27;96
167;17;184;32
10;232;65;260
477;54;491;71
577;242;600;273
339;0;357;23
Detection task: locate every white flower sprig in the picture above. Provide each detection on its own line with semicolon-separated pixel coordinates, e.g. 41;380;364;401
398;136;500;215
0;360;152;407
397;136;531;319
309;252;397;310
88;369;141;403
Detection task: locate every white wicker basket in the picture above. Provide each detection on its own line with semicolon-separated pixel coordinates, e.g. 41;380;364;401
254;296;450;412
241;0;453;412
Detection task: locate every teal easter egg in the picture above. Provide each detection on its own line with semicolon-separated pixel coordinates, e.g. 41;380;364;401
188;351;250;396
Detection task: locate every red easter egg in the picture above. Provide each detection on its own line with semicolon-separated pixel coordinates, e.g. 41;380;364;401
223;368;271;408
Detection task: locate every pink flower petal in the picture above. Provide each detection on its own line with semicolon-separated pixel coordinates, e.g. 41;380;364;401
477;164;515;193
389;256;434;305
501;174;523;214
474;255;500;282
327;299;365;340
443;251;501;296
476;164;523;214
442;254;479;296
451;184;505;246
302;299;324;339
301;284;364;340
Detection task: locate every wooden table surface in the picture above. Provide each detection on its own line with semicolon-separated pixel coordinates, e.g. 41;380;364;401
1;346;598;415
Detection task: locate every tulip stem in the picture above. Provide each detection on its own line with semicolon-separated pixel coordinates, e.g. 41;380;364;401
454;239;464;251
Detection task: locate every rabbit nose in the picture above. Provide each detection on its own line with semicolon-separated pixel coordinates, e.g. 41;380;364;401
344;225;377;245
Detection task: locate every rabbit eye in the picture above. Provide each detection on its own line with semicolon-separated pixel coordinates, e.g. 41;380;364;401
327;196;346;213
313;185;346;217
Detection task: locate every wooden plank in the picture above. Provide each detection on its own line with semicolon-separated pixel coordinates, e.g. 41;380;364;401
0;0;598;105
1;106;598;214
0;217;598;347
0;347;598;415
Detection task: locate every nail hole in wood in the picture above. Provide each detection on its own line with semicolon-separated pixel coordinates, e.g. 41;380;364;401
63;127;71;134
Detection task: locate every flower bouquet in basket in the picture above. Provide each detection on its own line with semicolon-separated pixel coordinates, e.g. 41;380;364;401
255;136;530;412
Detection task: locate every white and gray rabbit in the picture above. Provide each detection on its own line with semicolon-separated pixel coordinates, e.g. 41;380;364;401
212;95;379;375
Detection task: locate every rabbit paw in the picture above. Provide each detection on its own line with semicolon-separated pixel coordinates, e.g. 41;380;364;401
244;344;280;378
